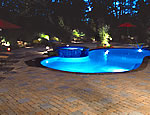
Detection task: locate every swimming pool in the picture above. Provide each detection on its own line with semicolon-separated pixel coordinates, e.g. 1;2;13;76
41;48;150;73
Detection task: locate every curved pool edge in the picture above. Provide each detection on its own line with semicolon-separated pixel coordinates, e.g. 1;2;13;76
128;56;150;72
38;55;150;74
40;48;150;73
89;47;150;51
24;55;150;74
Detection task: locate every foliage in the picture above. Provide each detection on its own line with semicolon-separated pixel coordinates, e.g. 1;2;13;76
17;40;28;47
0;37;11;47
51;36;60;42
72;29;85;42
32;33;50;46
90;37;96;42
39;33;50;41
0;0;149;44
33;39;41;44
98;25;112;47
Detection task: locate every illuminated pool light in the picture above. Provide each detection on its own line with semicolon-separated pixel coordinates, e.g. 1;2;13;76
138;49;143;52
41;48;150;73
104;50;109;55
113;69;129;72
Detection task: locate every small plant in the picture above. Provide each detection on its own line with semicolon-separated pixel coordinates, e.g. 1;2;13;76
51;36;60;42
40;33;50;41
91;37;96;42
0;37;11;47
72;29;85;42
98;25;112;47
17;40;29;47
33;40;41;44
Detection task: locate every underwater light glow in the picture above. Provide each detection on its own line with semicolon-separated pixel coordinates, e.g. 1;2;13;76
138;49;142;52
41;48;150;73
113;69;129;72
104;50;109;55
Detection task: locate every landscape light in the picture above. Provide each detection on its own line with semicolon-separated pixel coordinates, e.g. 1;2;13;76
46;46;50;50
38;38;42;41
45;35;49;40
7;47;11;51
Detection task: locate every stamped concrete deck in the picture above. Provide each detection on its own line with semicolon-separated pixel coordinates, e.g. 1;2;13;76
0;45;150;115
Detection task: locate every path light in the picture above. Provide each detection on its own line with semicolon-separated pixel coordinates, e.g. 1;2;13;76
46;46;53;52
130;37;134;40
38;38;42;41
7;47;11;51
25;47;33;48
46;46;50;50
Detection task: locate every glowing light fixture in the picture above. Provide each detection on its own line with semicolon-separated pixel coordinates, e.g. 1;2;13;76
105;50;109;55
25;47;33;48
46;46;50;50
138;49;142;52
38;38;42;41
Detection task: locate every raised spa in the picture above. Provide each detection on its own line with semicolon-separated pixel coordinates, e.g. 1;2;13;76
56;46;89;57
41;47;150;73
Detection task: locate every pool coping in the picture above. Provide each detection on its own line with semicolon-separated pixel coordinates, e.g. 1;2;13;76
25;55;150;75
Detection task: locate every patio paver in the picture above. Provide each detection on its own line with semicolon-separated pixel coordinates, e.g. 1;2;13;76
0;46;150;115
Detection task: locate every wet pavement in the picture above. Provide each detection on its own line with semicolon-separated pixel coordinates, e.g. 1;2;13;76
0;46;150;115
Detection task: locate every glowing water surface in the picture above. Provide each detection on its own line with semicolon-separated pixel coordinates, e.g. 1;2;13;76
41;48;150;73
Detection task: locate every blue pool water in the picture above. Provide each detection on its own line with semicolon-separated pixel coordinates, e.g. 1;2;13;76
41;48;150;73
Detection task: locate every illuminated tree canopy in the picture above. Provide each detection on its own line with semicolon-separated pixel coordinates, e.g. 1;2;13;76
0;0;149;44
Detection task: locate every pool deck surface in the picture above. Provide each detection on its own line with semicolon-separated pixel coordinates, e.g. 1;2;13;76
0;43;150;115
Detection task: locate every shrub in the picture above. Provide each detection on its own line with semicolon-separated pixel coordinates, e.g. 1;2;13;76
98;25;112;47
